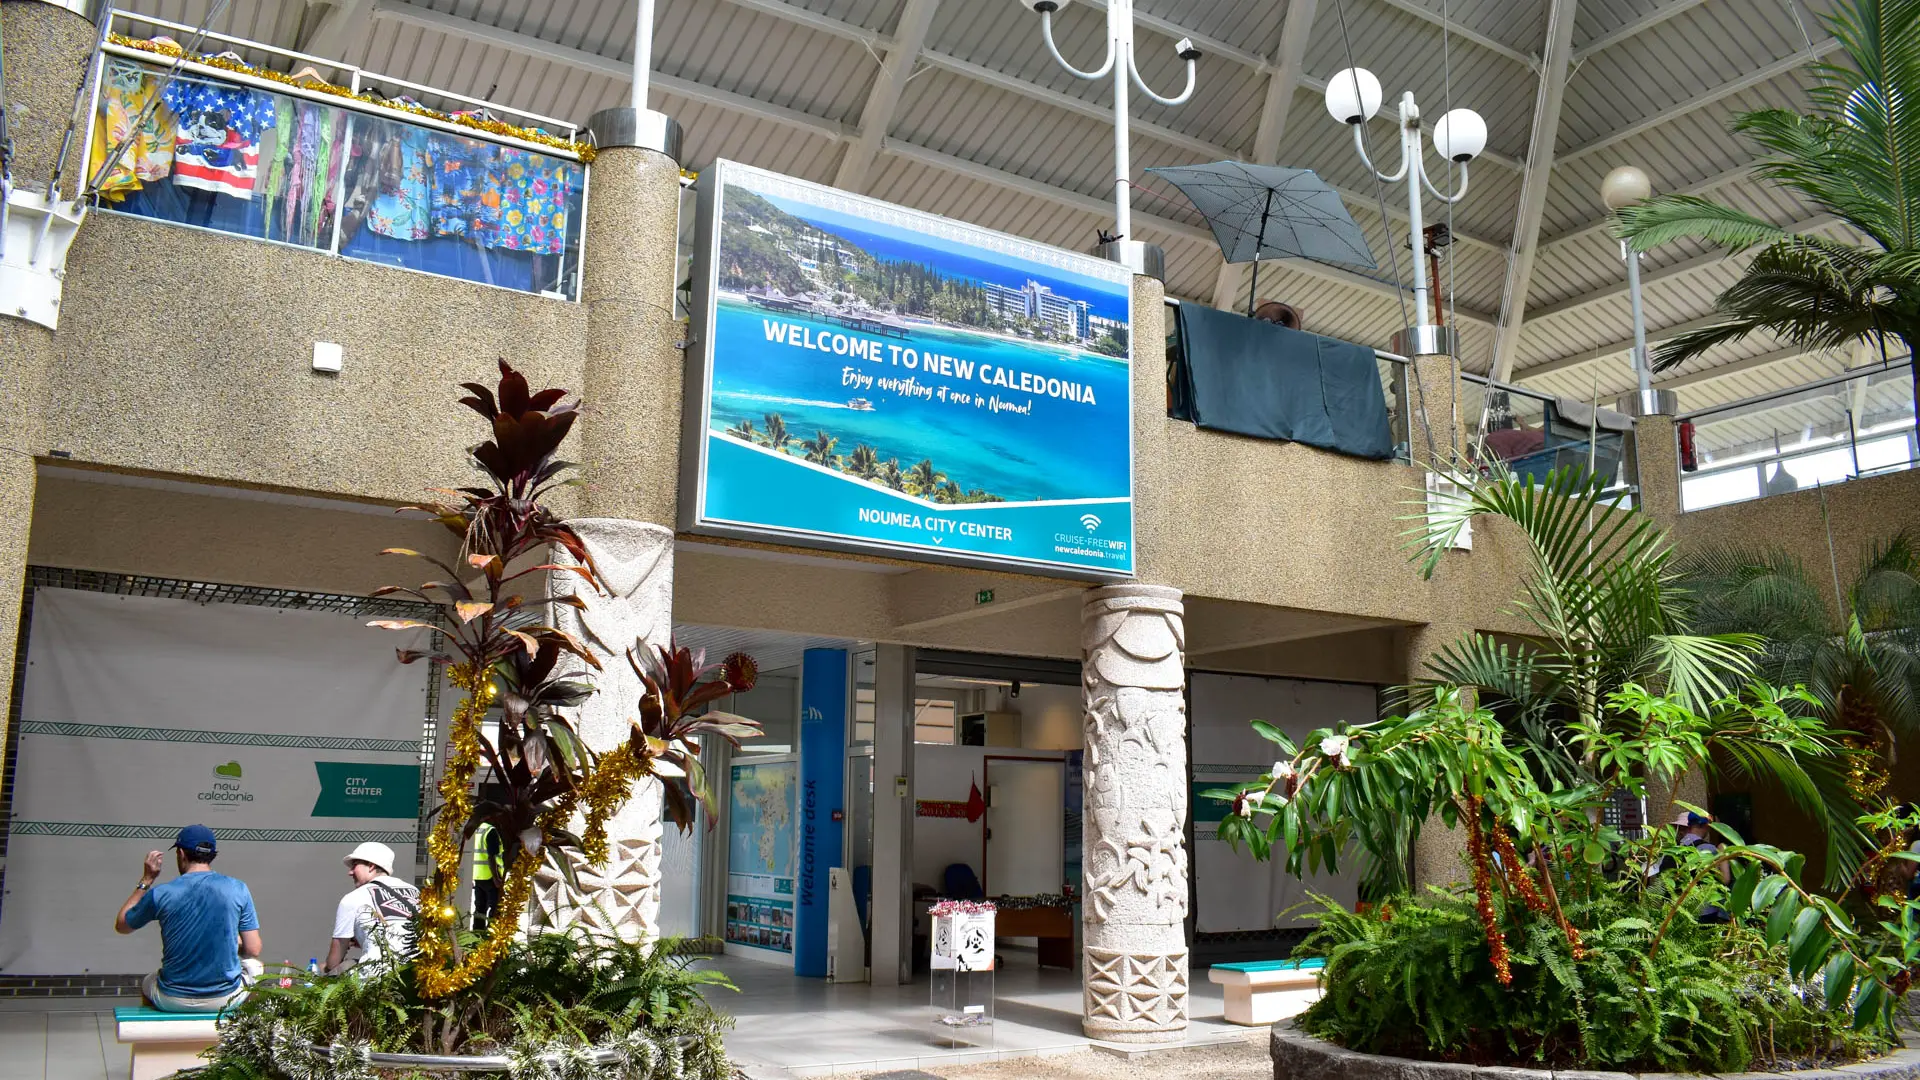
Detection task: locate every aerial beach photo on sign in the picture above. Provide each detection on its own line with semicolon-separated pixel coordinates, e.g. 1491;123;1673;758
692;160;1137;575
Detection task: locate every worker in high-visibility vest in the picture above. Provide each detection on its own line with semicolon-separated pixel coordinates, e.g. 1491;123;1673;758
471;822;503;934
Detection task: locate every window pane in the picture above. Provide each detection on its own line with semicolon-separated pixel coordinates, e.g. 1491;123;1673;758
95;60;335;250
338;114;582;298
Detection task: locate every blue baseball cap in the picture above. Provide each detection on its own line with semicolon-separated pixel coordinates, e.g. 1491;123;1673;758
174;824;217;856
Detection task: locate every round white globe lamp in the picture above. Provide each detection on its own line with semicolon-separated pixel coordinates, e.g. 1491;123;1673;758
1432;109;1488;162
1323;67;1383;124
1600;165;1652;211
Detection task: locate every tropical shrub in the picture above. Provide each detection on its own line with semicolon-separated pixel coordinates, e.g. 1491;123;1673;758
1681;533;1920;887
192;926;735;1079
1211;686;1920;1069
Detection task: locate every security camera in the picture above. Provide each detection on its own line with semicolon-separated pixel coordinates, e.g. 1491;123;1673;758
1019;0;1066;12
1174;37;1202;61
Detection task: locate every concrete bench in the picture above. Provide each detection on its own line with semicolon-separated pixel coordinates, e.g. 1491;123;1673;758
1208;957;1326;1026
114;1006;221;1080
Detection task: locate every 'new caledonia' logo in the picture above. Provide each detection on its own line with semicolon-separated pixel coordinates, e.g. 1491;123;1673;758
201;760;253;804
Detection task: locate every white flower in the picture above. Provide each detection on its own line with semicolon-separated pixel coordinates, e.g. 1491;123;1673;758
1271;760;1296;781
1319;734;1352;766
1235;795;1256;818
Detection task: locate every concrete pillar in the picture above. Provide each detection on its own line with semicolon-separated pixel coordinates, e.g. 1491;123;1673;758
870;643;916;985
577;112;686;526
1631;414;1681;528
535;518;676;939
1406;353;1466;469
1405;622;1471;889
1081;584;1190;1043
0;1;100;780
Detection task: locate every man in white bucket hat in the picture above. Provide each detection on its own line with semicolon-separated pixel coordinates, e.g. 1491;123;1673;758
324;841;420;974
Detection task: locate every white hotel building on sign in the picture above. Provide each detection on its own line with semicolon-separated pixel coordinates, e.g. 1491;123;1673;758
982;279;1093;341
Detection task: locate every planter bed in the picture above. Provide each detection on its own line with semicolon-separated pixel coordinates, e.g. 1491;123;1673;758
1270;1021;1920;1080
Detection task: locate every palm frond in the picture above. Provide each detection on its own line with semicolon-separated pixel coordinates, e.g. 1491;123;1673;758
1614;195;1792;253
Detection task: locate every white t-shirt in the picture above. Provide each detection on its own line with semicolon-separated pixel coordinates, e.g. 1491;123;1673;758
332;875;420;964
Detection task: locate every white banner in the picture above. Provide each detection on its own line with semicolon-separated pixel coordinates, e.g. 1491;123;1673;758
0;589;429;975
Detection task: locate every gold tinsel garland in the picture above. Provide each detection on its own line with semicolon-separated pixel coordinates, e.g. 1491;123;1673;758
410;665;655;998
109;34;597;162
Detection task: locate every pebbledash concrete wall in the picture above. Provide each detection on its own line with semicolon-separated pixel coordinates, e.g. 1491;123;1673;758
29;216;1536;657
1128;279;1535;637
47;213;592;514
1666;465;1920;572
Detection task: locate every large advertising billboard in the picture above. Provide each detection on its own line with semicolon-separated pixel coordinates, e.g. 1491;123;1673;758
685;160;1135;577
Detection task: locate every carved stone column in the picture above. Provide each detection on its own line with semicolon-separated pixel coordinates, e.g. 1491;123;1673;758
535;518;675;941
1080;584;1190;1043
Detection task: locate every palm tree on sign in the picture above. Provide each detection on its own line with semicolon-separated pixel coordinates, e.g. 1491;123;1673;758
1680;532;1920;882
800;429;841;468
725;418;757;443
880;458;908;492
760;413;791;453
1612;0;1920;419
934;480;965;504
906;459;946;497
846;444;882;482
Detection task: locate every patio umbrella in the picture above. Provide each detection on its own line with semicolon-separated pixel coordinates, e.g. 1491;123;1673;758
1147;161;1376;316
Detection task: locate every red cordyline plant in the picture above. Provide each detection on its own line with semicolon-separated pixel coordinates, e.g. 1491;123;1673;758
368;360;762;994
632;643;763;831
371;360;612;865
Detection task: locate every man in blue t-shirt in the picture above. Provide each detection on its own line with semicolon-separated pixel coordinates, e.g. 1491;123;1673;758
114;825;264;1012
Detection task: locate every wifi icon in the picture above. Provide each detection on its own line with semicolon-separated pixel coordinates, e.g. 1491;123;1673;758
1079;514;1102;532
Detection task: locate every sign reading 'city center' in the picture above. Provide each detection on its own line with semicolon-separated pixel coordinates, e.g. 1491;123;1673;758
685;160;1135;577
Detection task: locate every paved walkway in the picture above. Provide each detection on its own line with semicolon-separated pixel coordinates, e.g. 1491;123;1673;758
0;954;1257;1080
852;1037;1271;1079
711;953;1253;1077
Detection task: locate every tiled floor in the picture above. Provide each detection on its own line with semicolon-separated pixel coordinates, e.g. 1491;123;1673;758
0;955;1253;1080
708;953;1253;1078
0;1000;131;1080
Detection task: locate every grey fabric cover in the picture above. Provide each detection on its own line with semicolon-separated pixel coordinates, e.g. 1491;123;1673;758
1172;302;1393;461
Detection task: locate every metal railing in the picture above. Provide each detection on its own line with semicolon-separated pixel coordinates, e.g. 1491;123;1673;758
1676;357;1916;512
82;12;589;300
1460;372;1638;499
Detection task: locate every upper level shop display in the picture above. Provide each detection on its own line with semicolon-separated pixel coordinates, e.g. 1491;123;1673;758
88;44;586;301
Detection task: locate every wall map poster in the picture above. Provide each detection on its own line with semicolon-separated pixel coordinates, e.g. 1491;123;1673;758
726;759;797;955
688;159;1136;577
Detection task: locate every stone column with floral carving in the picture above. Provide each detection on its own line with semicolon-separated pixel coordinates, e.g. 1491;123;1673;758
1080;584;1190;1043
533;518;675;941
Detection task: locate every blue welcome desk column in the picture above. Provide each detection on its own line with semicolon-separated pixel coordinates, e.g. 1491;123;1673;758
795;649;850;977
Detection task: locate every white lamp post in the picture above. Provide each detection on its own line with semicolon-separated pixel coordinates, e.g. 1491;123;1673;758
1323;69;1484;356
1600;165;1670;416
1021;0;1200;279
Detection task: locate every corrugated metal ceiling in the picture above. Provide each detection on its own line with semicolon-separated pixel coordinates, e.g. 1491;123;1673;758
106;0;1868;405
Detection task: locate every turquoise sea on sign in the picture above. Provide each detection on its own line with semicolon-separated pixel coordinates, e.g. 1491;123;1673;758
708;296;1131;504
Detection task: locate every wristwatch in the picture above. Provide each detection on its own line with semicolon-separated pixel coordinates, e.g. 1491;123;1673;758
135;880;153;890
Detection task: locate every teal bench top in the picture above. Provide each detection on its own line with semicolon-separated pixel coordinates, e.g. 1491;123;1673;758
115;1006;222;1023
1211;958;1326;973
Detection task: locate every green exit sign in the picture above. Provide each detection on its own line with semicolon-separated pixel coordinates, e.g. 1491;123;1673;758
976;590;995;605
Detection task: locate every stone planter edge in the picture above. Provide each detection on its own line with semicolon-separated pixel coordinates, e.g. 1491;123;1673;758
1270;1019;1920;1080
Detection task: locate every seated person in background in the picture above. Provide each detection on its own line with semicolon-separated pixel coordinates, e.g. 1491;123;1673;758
326;841;420;975
114;824;263;1012
1482;417;1546;462
1252;301;1304;330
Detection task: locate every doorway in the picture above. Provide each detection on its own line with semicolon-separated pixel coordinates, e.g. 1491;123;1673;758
983;758;1066;897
